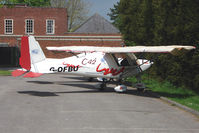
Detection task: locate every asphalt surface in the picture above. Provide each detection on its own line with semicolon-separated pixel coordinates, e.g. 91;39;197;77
0;74;199;133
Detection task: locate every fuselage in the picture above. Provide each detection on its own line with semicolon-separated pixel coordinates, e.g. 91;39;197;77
31;52;153;79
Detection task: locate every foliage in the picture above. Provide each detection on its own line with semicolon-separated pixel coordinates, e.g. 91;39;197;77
109;0;199;91
18;0;50;6
0;0;50;6
108;2;120;29
109;0;155;45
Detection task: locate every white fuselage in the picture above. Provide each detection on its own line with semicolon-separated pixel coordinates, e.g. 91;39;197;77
31;52;152;79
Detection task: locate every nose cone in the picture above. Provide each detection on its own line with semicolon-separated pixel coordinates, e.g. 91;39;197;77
139;60;153;71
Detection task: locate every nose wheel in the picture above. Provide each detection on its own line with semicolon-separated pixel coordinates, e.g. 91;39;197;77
114;78;127;92
114;85;127;92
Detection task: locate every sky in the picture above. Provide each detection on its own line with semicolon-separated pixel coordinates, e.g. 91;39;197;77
85;0;119;21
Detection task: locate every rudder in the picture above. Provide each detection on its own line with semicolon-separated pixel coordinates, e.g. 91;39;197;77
20;36;31;71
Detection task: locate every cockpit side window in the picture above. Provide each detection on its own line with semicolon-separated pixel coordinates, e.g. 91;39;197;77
120;58;130;66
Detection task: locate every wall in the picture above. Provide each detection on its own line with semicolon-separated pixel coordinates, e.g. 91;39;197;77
0;7;68;35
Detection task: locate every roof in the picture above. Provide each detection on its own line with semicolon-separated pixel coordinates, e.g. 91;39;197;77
74;13;120;34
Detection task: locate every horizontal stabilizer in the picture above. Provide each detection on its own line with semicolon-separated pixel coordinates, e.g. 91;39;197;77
23;72;43;78
12;70;26;77
46;45;195;54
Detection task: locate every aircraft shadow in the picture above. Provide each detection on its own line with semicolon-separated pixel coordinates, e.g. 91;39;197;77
24;79;160;98
61;76;91;81
23;80;194;99
19;81;159;98
17;89;159;98
61;76;108;83
17;88;114;97
18;91;59;97
27;81;54;84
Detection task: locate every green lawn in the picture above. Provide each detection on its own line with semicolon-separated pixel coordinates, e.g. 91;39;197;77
127;74;199;112
0;70;11;76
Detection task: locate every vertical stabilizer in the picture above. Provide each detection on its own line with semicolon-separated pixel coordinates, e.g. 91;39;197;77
14;36;45;77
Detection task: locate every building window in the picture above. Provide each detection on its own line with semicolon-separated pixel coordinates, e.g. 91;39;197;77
4;19;13;34
46;19;55;34
25;19;34;34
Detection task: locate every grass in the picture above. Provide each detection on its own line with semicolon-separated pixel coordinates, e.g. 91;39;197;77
127;74;199;112
0;70;12;76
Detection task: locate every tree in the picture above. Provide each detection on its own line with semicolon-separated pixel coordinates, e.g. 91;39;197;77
108;0;155;45
50;0;67;8
109;0;199;91
0;0;50;6
108;2;120;28
0;0;4;7
142;0;154;45
0;0;18;6
20;0;50;7
50;0;91;32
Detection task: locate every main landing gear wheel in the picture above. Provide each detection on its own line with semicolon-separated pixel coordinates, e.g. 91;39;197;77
137;87;145;92
134;83;146;92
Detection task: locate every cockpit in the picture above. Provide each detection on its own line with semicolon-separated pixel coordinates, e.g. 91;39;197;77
111;53;138;67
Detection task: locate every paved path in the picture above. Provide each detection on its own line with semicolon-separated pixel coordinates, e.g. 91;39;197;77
0;74;199;133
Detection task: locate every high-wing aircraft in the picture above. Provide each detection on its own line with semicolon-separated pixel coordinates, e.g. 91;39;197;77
12;36;195;92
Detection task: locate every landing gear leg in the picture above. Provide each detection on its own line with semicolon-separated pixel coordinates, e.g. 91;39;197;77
98;78;107;91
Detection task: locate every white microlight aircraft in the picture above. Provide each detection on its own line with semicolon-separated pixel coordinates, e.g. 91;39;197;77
12;36;195;92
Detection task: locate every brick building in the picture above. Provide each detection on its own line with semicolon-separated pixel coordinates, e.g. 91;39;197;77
0;6;68;35
0;5;123;66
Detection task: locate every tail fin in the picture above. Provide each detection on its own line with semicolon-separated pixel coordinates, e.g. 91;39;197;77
12;36;45;77
20;36;46;71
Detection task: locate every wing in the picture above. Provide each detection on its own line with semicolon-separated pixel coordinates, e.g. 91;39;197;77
46;45;195;55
